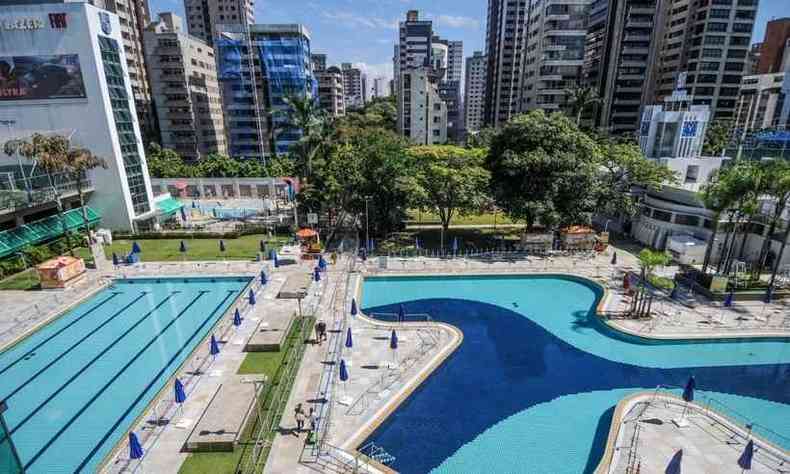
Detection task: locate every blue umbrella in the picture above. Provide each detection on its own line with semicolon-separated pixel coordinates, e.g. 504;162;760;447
610;252;617;265
318;255;327;270
390;329;398;350
179;240;187;253
191;200;196;209
180;206;187;221
723;291;734;307
350;298;358;316
670;286;678;300
233;308;242;326
270;249;279;268
129;432;144;460
248;289;256;305
209;334;220;357
452;236;458;253
112;252;119;266
360;247;367;261
764;286;773;304
738;440;754;470
682;375;695;402
314;266;321;282
339;359;349;382
415;236;421;250
174;378;187;404
259;240;266;253
398;304;406;323
219;240;226;252
665;449;683;474
131;241;141;254
345;327;353;348
260;269;267;285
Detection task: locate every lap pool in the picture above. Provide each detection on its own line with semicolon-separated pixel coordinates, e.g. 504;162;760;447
361;275;790;473
0;276;249;473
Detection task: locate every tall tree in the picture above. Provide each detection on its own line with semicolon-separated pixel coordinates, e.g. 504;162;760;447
408;145;490;231
700;173;733;275
62;147;107;229
486;110;599;230
702;119;733;156
282;94;325;177
754;160;790;278
564;86;602;126
593;139;678;218
145;144;189;178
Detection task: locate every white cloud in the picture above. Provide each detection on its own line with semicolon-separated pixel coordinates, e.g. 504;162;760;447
434;14;480;29
321;11;398;30
353;62;394;82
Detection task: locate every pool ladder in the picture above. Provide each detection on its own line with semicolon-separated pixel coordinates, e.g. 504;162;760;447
359;442;396;465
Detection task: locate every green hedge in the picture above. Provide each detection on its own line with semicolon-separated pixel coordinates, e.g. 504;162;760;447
112;224;293;241
0;232;88;280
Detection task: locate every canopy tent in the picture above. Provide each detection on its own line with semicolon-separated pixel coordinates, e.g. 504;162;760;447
156;196;184;217
0;206;101;258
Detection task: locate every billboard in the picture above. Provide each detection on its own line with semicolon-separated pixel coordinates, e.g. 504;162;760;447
0;54;87;101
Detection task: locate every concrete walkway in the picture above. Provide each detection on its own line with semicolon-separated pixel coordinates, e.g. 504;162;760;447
601;393;787;474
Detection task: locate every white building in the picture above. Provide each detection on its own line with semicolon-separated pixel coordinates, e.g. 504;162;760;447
401;69;447;144
0;1;160;231
464;51;486;133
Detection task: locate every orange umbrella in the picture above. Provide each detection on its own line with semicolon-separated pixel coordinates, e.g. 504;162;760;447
296;228;318;239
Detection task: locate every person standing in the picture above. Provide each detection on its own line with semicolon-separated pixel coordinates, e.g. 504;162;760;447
316;320;327;345
294;403;305;434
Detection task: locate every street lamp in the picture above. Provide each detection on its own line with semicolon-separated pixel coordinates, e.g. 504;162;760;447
364;196;372;251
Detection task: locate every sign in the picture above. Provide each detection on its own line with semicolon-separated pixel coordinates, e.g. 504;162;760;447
0;54;87;101
49;13;67;29
307;213;318;224
1;17;44;30
681;121;698;137
98;11;111;35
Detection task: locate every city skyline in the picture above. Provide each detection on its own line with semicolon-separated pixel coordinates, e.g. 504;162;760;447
148;0;784;83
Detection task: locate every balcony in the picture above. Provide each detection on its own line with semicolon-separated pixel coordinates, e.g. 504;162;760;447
0;172;94;216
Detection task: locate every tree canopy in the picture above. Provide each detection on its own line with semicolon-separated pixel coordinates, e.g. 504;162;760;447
702;119;733;156
408;145;490;230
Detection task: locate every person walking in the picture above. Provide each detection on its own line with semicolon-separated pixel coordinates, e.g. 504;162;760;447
330;252;337;265
316;320;327;345
306;407;318;443
294;403;305;434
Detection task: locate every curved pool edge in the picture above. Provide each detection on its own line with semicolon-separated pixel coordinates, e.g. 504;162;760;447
594;391;790;474
364;271;790;342
340;274;465;464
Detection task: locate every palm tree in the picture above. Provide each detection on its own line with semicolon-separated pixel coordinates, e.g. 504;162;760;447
700;173;733;275
564;86;602;126
281;93;326;178
717;163;760;275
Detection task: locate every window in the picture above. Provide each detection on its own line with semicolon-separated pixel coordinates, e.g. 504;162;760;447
708;22;728;32
684;165;700;183
709;9;730;18
652;210;672;222
704;35;726;45
675;214;700;226
699;61;720;70
702;48;722;58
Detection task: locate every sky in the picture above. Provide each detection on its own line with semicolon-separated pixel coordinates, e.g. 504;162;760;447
150;0;786;83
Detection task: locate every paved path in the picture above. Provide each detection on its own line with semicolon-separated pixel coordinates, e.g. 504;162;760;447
602;394;787;474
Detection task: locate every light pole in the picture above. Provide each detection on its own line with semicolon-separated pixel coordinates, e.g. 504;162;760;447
364;196;372;251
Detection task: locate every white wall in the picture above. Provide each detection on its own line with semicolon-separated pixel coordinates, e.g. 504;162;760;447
0;3;154;231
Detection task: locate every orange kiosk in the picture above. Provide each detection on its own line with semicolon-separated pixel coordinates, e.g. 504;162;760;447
37;256;87;289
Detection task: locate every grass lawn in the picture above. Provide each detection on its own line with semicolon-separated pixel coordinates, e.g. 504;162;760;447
378;227;523;254
104;234;290;262
0;247;95;291
405;209;514;226
179;317;313;474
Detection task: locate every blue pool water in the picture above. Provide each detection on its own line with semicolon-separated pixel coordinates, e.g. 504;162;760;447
361;275;790;474
0;277;249;474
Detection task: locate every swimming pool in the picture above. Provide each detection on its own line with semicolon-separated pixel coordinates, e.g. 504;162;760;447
361;275;790;473
0;276;249;474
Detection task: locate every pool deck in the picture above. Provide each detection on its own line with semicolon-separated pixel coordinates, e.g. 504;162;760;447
596;392;788;474
2;243;789;474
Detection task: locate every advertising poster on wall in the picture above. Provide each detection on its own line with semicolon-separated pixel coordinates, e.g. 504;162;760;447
0;54;87;101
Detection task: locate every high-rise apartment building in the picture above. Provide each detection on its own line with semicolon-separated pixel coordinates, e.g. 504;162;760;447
521;0;593;114
583;0;664;133
483;0;529;127
372;77;390;98
341;63;366;110
216;24;314;159
735;72;790;132
144;13;227;161
446;40;464;82
654;0;758;121
757;18;790;74
465;51;487;133
315;66;346;117
183;0;254;46
311;53;327;72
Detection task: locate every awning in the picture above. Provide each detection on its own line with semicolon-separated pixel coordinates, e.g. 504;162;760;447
156;196;184;216
0;206;101;259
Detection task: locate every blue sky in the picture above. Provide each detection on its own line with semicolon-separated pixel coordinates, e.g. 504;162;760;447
150;0;785;82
